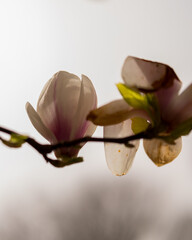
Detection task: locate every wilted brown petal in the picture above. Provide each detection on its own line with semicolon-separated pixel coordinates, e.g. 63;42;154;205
143;137;182;166
122;56;181;92
87;99;150;126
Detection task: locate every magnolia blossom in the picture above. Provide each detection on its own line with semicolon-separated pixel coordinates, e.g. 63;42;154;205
88;57;192;176
26;71;97;160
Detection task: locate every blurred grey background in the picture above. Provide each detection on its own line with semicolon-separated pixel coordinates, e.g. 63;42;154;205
0;0;192;239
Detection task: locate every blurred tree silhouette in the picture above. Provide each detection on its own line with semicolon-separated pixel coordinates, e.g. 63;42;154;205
1;178;191;240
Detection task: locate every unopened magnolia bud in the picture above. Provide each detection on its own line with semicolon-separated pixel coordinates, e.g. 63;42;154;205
26;71;97;159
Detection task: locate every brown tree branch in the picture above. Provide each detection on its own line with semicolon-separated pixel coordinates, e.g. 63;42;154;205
0;125;156;167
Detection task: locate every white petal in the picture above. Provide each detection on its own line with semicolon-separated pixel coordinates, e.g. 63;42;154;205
156;77;182;119
37;74;57;131
84;123;97;138
37;71;81;141
37;76;53;107
104;119;139;176
122;56;180;91
88;99;151;126
143;137;182;166
25;102;57;143
70;74;97;139
166;84;192;125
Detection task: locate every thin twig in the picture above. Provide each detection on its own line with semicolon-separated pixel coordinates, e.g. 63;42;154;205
0;125;155;167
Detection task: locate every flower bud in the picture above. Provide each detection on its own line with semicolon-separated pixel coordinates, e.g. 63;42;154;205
26;71;97;159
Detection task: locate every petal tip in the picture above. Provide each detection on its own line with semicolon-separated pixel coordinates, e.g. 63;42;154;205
25;102;33;115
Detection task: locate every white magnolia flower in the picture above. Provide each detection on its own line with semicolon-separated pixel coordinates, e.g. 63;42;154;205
26;71;97;159
88;57;192;176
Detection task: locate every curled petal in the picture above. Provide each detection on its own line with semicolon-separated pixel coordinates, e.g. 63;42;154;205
166;84;192;125
122;56;181;92
88;99;150;126
156;77;182;119
143;137;182;166
88;99;131;126
104;119;139;176
25;102;57;143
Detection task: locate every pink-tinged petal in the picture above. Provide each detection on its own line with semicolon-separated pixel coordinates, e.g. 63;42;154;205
122;56;181;92
70;74;97;140
84;122;97;137
155;77;182;119
38;71;79;106
88;99;151;126
104;119;139;176
166;84;192;125
143;137;182;166
25;102;57;143
37;71;81;141
27;71;97;159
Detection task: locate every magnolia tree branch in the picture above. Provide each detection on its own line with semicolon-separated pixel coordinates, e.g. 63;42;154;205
0;125;157;168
